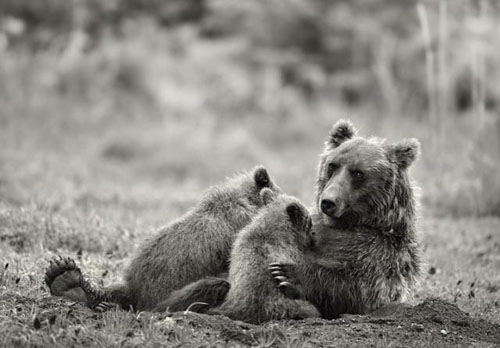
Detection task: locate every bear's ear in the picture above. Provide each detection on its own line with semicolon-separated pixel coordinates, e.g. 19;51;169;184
286;202;310;230
325;119;356;149
260;188;275;206
386;138;420;170
253;166;271;188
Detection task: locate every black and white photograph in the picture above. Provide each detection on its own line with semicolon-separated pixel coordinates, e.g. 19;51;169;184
0;0;499;346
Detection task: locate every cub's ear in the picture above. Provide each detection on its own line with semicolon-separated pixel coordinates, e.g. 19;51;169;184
254;166;271;188
386;138;420;170
286;202;310;230
260;188;275;206
325;119;356;149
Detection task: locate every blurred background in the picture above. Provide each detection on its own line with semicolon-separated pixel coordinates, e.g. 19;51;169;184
0;0;499;255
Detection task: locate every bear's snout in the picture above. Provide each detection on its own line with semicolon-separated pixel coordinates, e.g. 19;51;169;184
320;198;346;218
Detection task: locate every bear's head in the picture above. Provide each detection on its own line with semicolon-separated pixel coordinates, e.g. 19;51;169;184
316;120;420;233
260;188;313;247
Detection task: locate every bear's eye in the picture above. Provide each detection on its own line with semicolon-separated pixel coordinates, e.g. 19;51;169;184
351;170;364;179
327;162;340;176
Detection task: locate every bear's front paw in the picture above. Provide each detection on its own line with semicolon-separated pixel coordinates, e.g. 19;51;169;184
268;263;303;299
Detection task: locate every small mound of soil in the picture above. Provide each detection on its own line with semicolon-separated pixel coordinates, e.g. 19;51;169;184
401;298;471;325
395;298;500;344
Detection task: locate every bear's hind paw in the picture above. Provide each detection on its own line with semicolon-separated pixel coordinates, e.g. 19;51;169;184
45;256;83;294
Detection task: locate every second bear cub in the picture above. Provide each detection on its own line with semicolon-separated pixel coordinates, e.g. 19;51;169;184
211;188;319;324
45;166;279;312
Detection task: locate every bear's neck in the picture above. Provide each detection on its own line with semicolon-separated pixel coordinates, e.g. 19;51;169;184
368;172;416;241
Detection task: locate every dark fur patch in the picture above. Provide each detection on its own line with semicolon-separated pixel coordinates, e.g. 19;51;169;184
286;203;306;228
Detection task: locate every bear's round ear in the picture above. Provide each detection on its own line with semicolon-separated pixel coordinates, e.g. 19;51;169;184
326;119;356;149
253;166;271;188
260;188;275;206
286;202;308;229
386;138;421;170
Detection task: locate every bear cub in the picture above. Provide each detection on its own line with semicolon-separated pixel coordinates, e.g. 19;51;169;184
46;166;280;312
210;188;320;324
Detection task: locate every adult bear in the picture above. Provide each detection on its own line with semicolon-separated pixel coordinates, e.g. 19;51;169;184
271;119;422;318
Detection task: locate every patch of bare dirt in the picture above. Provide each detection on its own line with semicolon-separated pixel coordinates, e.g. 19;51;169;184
173;298;500;347
5;293;497;347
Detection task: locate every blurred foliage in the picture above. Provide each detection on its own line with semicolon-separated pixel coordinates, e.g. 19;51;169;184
1;0;499;111
0;0;499;216
0;0;205;29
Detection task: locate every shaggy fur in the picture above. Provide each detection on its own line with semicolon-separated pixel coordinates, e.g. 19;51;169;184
273;120;422;319
209;189;319;324
45;166;280;311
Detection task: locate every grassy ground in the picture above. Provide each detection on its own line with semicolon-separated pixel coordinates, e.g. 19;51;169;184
0;11;499;346
1;98;499;346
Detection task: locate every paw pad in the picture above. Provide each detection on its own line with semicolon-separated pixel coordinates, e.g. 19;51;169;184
45;256;81;288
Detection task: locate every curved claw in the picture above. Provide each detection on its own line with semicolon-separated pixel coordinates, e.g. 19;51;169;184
273;275;287;283
94;302;116;313
184;302;209;314
278;281;302;300
271;270;284;277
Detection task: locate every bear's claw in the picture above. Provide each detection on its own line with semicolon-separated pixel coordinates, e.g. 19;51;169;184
270;270;284;277
94;302;117;313
269;263;296;276
278;281;302;300
269;263;303;300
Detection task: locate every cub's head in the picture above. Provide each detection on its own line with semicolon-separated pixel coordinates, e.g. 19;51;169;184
316;120;420;230
260;188;313;247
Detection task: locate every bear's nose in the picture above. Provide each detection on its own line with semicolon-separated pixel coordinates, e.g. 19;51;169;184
320;199;337;217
